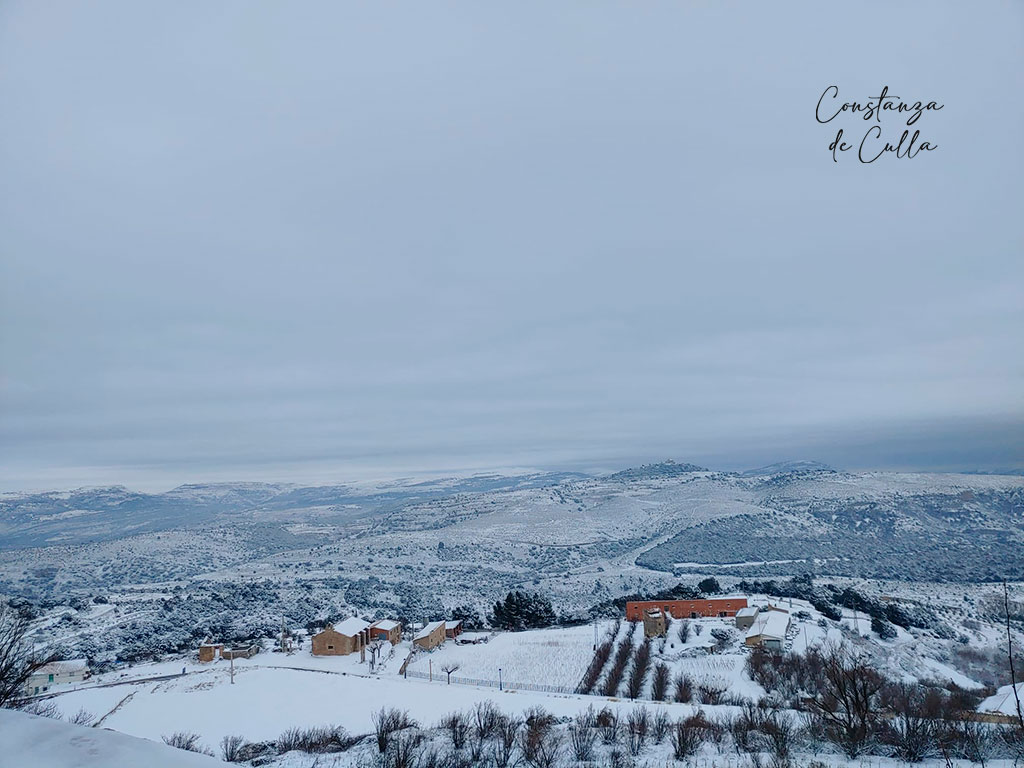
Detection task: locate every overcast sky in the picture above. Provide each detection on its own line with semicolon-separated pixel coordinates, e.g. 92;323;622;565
1;1;1022;491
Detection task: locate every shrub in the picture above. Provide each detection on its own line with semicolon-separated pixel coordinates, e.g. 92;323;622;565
651;709;671;743
597;706;619;744
162;732;213;756
650;662;670;701
441;712;469;750
625;641;652;699
625;707;649;755
569;709;598;761
276;725;355;754
670;718;703;759
373;708;416;754
601;635;635;696
678;619;691;643
220;734;245;762
674;673;693;703
579;639;614;693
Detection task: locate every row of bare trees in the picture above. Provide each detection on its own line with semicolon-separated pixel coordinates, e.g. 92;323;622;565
599;631;635;696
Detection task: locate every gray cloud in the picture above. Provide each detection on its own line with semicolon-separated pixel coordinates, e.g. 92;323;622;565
2;1;1022;490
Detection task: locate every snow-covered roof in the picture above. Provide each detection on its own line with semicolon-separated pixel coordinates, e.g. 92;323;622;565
736;606;759;618
745;609;790;641
330;617;370;636
36;659;88;675
447;620;462;629
978;682;1024;716
414;620;445;640
372;619;400;631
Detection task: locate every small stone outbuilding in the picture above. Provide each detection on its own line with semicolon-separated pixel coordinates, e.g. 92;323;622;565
369;619;402;645
642;608;667;638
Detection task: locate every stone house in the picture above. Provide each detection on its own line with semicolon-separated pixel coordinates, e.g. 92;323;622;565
413;620;446;650
312;617;371;658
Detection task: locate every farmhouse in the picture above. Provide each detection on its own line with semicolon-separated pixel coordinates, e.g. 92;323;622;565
744;608;791;651
414;620;446;650
734;606;760;631
445;620;463;640
369;619;402;645
312;617;371;658
25;659;89;696
625;597;748;621
642;608;667;638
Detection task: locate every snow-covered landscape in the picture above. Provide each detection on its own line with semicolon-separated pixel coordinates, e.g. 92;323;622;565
2;463;1023;767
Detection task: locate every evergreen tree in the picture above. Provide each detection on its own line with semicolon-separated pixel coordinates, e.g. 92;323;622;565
489;591;556;630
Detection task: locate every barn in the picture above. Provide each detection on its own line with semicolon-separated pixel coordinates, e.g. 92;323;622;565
625;597;748;621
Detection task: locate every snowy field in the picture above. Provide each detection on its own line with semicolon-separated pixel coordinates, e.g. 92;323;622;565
46;663;715;750
404;625;598;689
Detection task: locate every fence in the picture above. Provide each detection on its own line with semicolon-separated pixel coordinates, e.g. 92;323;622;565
402;669;576;695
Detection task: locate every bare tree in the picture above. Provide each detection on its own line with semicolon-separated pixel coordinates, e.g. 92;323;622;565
0;604;58;709
472;700;501;740
520;707;560;768
441;712;469;751
441;663;461;685
1005;581;1024;730
492;714;520;768
806;643;884;757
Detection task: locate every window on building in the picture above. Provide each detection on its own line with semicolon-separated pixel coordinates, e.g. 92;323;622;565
327;645;334;650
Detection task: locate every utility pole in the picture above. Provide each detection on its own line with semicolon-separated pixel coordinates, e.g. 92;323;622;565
230;653;235;685
498;667;502;691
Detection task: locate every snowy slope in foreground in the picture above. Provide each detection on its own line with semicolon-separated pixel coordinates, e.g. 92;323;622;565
979;682;1024;716
0;708;221;767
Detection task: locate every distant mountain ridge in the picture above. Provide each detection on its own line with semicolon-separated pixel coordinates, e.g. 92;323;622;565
607;459;710;481
740;460;836;476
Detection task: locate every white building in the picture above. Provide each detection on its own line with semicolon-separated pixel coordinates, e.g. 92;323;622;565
25;659;89;696
744;609;791;651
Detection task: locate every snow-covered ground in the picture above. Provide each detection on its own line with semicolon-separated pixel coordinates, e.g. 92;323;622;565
405;625;597;689
46;662;718;752
0;708;222;767
979;682;1024;717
